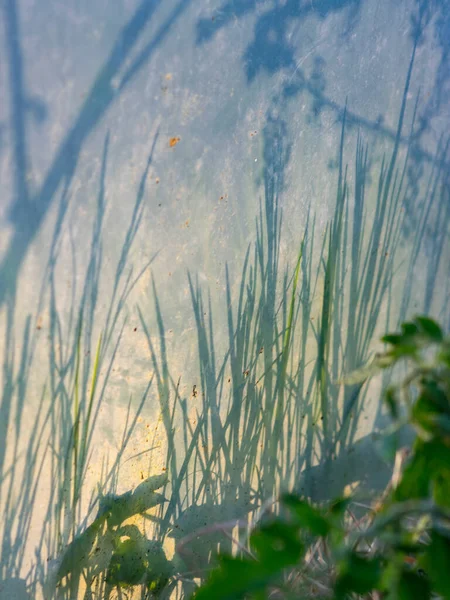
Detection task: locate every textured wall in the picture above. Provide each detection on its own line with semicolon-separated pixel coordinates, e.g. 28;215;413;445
0;0;449;597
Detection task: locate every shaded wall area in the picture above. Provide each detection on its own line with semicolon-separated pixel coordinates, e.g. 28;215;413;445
0;0;449;597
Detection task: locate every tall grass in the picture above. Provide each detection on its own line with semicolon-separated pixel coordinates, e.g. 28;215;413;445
0;313;51;592
0;132;160;599
1;47;449;600
135;48;449;599
41;135;162;600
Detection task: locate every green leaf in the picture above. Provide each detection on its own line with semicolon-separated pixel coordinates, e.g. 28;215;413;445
433;470;450;509
379;559;401;593
382;334;406;346
376;352;398;368
381;327;421;358
438;342;450;368
432;414;450;435
424;529;450;599
389;539;423;556
412;393;444;436
394;450;430;502
101;489;166;527
335;553;382;598
420;379;449;413
105;532;171;591
57;515;106;581
133;473;168;498
131;473;168;513
421;440;450;508
106;538;148;587
250;521;304;569
422;438;450;468
193;520;304;600
401;322;420;337
282;494;331;536
329;497;351;518
415;316;444;342
396;569;431;600
192;556;275;600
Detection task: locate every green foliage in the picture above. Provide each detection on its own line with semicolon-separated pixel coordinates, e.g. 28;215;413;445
56;473;172;594
105;533;172;592
193;519;305;600
194;317;450;599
